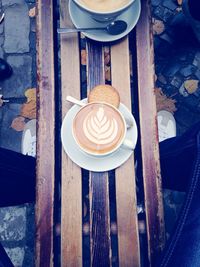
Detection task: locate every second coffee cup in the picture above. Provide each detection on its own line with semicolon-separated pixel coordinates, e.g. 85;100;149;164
72;0;135;22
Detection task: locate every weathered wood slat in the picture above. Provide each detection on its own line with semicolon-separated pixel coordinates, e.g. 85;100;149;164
136;0;165;265
111;38;141;266
35;0;55;266
60;0;83;266
86;42;112;266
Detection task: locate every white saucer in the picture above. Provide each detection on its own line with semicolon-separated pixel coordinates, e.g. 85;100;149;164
68;0;141;42
61;99;138;172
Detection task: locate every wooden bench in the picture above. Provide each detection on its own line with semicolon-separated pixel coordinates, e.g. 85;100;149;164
35;0;165;266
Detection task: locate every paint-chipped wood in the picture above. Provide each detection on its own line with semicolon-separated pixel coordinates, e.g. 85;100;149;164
35;0;55;266
60;0;83;266
111;38;140;266
136;0;165;265
87;42;112;266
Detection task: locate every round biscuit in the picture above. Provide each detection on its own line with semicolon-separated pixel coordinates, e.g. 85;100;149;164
88;84;120;108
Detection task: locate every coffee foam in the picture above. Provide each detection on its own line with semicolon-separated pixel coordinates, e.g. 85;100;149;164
83;107;118;145
77;0;131;12
73;103;125;155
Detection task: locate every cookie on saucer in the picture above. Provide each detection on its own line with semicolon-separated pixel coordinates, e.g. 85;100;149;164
88;84;120;108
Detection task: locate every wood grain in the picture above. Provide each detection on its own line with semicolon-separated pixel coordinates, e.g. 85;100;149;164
35;0;55;266
111;38;140;267
86;41;112;266
136;0;165;265
60;0;82;266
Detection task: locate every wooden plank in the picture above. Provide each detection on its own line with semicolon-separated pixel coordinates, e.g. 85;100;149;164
136;0;165;265
90;172;111;266
60;0;83;266
86;42;112;266
35;0;55;266
111;38;140;266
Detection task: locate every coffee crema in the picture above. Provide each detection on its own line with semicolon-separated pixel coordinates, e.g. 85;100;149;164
77;0;131;12
73;103;125;155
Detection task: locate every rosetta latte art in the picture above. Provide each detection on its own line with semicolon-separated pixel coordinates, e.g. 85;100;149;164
83;107;118;145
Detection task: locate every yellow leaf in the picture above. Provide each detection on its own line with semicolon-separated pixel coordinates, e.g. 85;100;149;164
184;80;199;94
29;7;36;17
25;88;36;103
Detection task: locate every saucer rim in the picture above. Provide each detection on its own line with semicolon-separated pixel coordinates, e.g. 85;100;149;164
61;99;138;172
68;0;141;42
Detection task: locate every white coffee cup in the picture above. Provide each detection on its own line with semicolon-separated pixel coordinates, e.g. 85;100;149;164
72;102;136;157
72;0;135;22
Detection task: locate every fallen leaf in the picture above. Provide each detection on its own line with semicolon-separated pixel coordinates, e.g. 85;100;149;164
25;88;36;103
104;48;110;66
155;88;177;113
152;19;165;35
11;116;26;131
21;100;36;119
105;65;111;81
184;79;199;94
29;7;36;17
81;49;87;65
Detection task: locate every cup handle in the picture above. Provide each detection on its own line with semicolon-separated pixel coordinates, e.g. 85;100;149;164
122;139;135;150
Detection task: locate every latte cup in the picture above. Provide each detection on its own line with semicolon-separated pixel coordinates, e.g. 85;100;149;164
72;102;136;157
72;0;135;22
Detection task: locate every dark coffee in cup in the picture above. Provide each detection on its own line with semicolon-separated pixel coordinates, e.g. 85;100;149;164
73;102;125;155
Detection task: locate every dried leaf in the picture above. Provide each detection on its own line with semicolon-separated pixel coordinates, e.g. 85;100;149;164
81;49;87;65
152;19;165;35
104;50;110;66
184;79;199;94
105;65;111;81
29;7;36;17
21;100;36;119
155;88;177;113
25;88;36;103
11;116;26;131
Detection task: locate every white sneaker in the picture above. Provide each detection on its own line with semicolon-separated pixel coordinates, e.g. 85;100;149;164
157;110;176;142
21;119;36;157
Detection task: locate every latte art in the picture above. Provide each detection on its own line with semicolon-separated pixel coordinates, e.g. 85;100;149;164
83;107;118;145
73;103;125;155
